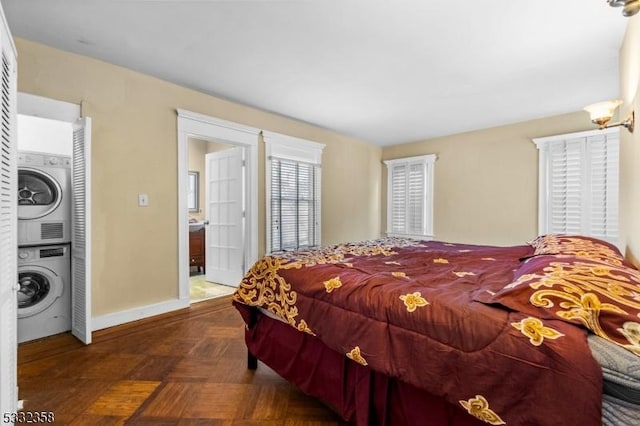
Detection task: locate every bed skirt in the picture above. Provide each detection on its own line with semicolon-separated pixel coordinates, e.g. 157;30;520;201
236;303;485;426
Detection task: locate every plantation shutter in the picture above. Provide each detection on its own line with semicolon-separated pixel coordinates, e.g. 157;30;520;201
385;154;436;239
588;133;619;240
0;5;18;416
389;163;407;234
270;157;320;252
547;138;584;235
534;128;619;244
264;132;325;254
408;162;427;235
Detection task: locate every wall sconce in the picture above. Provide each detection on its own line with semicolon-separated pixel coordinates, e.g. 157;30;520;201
584;100;635;133
607;0;640;17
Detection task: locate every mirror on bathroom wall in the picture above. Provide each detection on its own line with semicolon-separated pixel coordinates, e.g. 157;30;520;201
188;171;199;212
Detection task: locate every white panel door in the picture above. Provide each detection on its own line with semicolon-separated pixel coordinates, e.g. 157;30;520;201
71;118;92;344
205;147;244;287
0;2;18;417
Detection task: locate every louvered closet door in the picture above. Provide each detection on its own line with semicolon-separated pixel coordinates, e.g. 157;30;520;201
0;5;18;416
71;118;92;344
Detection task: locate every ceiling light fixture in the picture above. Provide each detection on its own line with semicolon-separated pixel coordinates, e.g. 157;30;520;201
607;0;640;17
584;99;635;133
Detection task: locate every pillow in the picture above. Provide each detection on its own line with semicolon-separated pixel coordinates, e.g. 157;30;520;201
475;254;640;356
528;234;627;266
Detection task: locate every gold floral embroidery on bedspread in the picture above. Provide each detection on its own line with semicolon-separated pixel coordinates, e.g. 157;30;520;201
324;277;342;293
346;346;368;366
233;238;419;335
278;237;420;268
531;235;624;265
232;255;315;334
511;261;640;354
459;395;506;425
511;317;564;346
399;292;429;312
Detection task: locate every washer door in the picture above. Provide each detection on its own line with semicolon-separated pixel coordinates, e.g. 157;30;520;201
17;265;63;318
18;167;62;220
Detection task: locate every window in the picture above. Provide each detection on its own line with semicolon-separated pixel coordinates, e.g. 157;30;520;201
264;132;325;253
534;128;619;244
384;154;436;239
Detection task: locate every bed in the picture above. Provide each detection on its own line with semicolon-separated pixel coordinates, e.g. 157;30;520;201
232;235;640;425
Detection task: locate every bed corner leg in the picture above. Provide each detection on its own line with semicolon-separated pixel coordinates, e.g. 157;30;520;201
246;307;258;370
247;351;258;370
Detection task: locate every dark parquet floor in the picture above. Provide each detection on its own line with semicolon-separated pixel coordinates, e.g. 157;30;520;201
17;296;348;425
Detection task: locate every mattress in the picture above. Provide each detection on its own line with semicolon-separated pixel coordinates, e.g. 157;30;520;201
588;334;640;425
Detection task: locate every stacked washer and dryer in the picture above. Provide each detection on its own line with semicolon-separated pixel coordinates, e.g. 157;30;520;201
17;151;72;343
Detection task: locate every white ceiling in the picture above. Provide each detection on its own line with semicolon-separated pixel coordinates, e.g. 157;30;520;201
1;0;630;146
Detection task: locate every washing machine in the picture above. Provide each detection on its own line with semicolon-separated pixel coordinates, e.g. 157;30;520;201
18;150;72;246
17;244;72;343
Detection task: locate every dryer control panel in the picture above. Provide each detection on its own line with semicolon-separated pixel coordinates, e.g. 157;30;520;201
18;151;71;168
17;249;32;260
17;245;68;262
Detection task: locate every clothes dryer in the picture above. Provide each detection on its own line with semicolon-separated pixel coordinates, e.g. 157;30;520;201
17;244;71;343
18;151;72;246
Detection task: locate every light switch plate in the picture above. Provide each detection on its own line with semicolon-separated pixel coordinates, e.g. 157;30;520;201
138;193;149;207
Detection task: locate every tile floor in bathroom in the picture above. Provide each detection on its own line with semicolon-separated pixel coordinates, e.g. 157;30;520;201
189;273;236;302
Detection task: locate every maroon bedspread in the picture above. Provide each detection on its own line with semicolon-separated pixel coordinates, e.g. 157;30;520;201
232;237;602;425
236;302;488;426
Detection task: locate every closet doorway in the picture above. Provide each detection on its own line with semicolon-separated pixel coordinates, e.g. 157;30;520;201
17;93;92;344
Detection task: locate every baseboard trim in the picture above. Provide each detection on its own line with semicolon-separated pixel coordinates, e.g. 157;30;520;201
92;297;190;331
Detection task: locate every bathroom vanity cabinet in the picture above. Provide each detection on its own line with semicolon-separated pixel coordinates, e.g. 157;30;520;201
189;227;205;273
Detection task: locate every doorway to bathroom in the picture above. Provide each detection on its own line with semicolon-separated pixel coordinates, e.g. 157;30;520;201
187;137;243;302
176;110;259;305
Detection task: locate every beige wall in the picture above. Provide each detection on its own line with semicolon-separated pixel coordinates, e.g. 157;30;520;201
323;136;383;242
382;112;594;246
15;38;382;317
619;14;640;266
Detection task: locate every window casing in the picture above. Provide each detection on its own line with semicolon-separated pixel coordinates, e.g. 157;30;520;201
534;128;619;244
264;132;325;253
384;154;436;239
